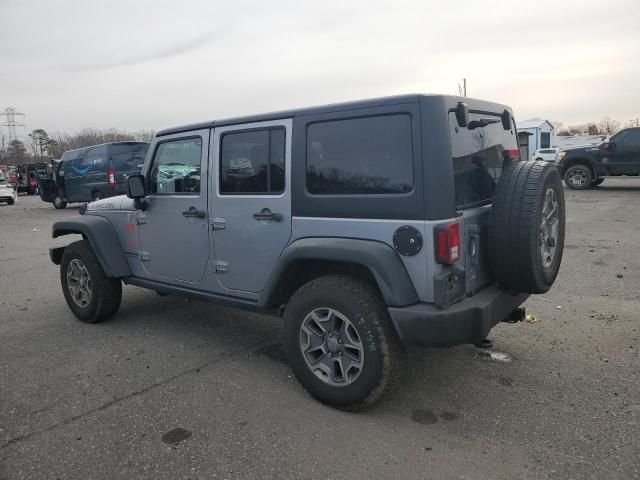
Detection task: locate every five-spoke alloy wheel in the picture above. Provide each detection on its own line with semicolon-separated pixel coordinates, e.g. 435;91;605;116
299;307;364;387
60;240;122;323
284;275;401;410
66;259;93;308
539;188;560;268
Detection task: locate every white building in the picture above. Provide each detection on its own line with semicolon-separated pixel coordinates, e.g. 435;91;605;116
516;120;555;160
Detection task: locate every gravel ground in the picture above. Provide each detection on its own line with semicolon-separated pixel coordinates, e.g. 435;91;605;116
1;181;639;480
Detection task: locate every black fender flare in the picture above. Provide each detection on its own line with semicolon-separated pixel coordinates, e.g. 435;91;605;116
559;155;598;178
260;237;419;307
50;215;131;278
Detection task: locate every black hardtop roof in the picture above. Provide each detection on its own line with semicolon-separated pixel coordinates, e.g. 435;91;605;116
156;94;511;137
60;141;149;160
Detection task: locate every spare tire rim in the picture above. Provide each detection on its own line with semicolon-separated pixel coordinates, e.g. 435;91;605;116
540;188;560;268
66;259;92;307
299;307;364;387
568;169;588;186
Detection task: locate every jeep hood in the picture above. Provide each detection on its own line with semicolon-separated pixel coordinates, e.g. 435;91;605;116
85;195;135;212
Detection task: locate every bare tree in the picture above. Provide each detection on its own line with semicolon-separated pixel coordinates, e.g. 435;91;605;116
28;129;51;159
598;117;621;135
551;121;563;132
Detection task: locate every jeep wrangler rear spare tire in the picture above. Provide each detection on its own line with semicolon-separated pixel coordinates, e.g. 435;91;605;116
490;160;565;294
60;240;122;323
284;275;402;410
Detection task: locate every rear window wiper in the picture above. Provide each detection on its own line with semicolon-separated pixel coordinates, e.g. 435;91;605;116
467;118;501;130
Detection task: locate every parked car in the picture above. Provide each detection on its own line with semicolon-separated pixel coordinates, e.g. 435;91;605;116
0;173;17;205
39;142;150;208
559;127;640;189
50;94;565;409
532;147;561;162
16;162;50;195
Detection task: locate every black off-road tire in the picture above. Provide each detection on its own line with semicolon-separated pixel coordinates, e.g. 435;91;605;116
490;160;565;294
60;240;122;323
53;195;67;209
564;164;593;190
283;275;402;411
592;178;605;186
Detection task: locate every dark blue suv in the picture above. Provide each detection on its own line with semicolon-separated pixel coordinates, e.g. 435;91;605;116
39;142;149;208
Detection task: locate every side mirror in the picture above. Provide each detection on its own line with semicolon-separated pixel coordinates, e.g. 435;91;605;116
455;102;469;128
604;142;616;151
127;174;146;199
127;174;147;210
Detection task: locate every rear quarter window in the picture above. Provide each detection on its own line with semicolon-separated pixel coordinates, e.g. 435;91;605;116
449;112;518;209
306;114;413;195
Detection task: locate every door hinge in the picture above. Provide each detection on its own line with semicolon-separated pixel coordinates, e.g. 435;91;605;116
140;251;151;261
214;260;228;273
136;213;147;225
211;217;226;230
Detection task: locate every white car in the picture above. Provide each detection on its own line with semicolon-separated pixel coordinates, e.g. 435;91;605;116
532;147;561;162
0;175;17;205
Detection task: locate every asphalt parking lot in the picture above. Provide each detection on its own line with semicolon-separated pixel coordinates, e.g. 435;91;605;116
1;182;639;480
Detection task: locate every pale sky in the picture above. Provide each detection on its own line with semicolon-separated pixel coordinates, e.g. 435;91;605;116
1;0;639;137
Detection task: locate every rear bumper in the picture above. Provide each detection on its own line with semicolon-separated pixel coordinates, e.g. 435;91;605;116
388;285;529;347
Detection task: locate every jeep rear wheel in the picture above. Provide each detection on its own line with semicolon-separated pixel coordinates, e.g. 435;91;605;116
284;275;401;410
60;240;122;323
490;160;566;294
564;164;593;189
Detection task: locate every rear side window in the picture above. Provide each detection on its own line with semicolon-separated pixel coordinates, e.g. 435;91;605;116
150;138;202;194
62;156;106;178
220;128;285;195
449;112;518;209
110;144;149;173
307;114;413;194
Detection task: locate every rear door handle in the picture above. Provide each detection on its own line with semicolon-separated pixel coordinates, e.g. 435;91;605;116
182;206;206;218
253;208;282;222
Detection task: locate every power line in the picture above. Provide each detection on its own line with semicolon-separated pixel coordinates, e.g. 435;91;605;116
1;107;26;144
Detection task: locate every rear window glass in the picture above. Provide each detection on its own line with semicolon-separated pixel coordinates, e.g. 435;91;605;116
449;112;518;209
307;114;413;195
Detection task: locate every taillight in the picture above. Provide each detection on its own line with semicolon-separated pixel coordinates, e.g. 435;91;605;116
503;149;521;161
108;169;116;188
435;223;461;265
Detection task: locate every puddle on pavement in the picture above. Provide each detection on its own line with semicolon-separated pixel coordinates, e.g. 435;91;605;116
161;427;192;445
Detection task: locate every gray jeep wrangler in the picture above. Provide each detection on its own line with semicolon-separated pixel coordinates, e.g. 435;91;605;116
50;94;565;409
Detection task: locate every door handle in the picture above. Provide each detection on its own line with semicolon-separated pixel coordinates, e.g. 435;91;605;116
253;208;282;222
182;206;206;218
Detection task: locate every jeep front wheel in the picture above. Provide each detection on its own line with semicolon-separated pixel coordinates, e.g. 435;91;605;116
60;240;122;323
564;164;593;189
283;275;401;410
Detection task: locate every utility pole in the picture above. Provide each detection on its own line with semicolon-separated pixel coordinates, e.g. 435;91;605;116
1;107;26;144
458;79;468;97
